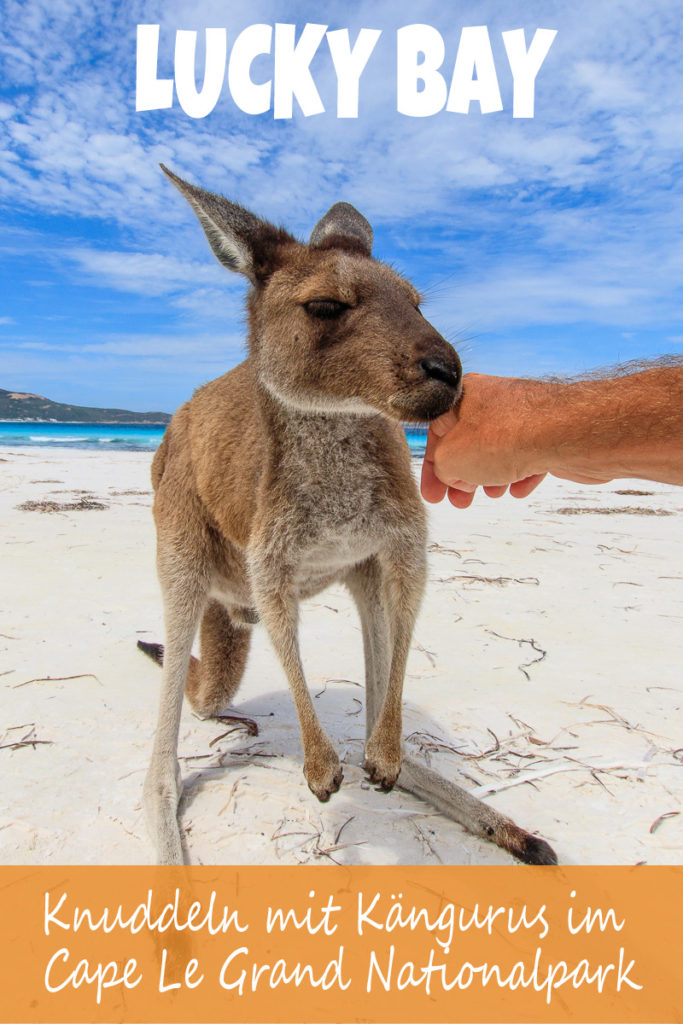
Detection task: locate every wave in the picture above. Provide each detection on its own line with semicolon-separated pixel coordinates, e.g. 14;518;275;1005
103;436;158;446
29;435;91;443
0;420;166;452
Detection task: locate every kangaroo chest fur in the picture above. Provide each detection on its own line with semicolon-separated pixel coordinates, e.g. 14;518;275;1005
203;400;424;606
269;411;405;577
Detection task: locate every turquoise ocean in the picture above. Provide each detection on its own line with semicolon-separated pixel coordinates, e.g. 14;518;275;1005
0;421;428;456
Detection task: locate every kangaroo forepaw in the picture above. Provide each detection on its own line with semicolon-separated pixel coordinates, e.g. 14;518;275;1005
364;742;402;791
304;752;343;802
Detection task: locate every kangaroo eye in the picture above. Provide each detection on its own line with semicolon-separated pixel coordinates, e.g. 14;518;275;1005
304;299;350;319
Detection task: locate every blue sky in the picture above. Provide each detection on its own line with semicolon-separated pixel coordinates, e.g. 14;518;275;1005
1;0;682;413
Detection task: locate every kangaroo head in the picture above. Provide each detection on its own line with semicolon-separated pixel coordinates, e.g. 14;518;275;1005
162;165;462;422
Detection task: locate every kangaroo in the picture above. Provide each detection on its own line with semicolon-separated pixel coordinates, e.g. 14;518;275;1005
141;165;557;866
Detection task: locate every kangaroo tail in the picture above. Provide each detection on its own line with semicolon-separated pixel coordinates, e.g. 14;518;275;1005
137;640;164;666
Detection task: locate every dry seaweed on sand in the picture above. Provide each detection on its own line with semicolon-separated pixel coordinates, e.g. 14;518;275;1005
209;713;259;739
437;572;540;586
13;672;101;689
428;541;463;557
271;812;366;864
0;723;53;752
109;489;153;496
649;811;680;834
486;629;548;680
556;505;674;516
16;497;108;512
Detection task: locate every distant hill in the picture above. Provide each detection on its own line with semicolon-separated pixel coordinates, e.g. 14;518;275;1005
0;389;172;424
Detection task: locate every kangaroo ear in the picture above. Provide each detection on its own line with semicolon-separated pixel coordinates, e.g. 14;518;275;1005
309;202;373;257
161;164;294;283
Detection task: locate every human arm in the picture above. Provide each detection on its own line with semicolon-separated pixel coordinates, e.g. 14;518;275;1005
421;365;683;508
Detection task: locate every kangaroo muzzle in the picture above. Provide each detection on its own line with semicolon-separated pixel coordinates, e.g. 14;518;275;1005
419;354;462;391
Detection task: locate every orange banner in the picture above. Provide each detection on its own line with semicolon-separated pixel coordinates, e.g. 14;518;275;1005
0;866;680;1023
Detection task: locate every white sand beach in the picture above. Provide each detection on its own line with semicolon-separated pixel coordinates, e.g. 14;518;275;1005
1;446;681;866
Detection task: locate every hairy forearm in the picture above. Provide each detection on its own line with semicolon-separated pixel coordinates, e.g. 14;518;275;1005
424;365;683;505
510;367;683;486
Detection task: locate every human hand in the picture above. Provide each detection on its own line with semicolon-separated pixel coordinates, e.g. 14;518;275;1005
420;373;547;508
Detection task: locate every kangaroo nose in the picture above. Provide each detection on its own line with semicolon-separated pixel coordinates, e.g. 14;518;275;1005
419;356;461;389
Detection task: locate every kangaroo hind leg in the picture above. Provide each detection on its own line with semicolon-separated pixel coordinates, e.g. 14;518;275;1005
143;563;206;865
185;599;252;717
346;557;391;743
138;602;252;717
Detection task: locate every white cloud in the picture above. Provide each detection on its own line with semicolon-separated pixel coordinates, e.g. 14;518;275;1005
574;60;645;111
61;246;234;297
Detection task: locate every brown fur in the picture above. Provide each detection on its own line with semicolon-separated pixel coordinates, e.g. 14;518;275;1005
142;167;556;866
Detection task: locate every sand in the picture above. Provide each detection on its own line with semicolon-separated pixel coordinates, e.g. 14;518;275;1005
1;446;681;866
